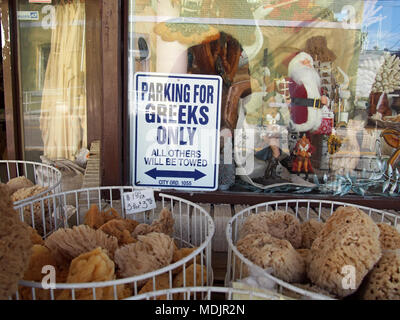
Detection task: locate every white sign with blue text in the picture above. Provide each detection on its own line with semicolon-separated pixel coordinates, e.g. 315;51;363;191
133;72;222;191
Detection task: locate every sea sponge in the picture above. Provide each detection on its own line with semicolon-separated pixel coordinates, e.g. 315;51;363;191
263;210;302;249
99;219;139;246
236;233;306;283
307;207;381;298
171;247;201;275
84;204;121;230
360;250;400;300
296;248;311;266
23;245;57;282
57;247;117;300
114;232;175;279
133;208;174;238
316;206;375;239
138;273;171;300
18;245;58;300
11;185;51;236
172;264;208;300
6;176;34;195
44;225;118;266
238;213;270;240
0;184;33;299
300;219;324;249
28;226;44;245
377;223;400;250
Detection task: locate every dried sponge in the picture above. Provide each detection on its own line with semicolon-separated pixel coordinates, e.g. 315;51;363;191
296;248;311;266
173;264;208;300
84;204;121;230
361;250;400;300
317;206;374;239
0;184;33;299
238;213;270;240
263;210;302;249
6;176;34;195
138;273;171;300
11;185;51;236
29;226;44;245
236;233;306;283
99;219;139;246
44;225;118;266
18;245;58;300
377;223;400;250
133;208;174;238
24;245;57;282
57;247;116;300
307;206;381;298
300;219;324;249
172;247;201;275
114;232;175;279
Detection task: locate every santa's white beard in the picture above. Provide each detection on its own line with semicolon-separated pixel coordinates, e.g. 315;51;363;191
290;65;321;99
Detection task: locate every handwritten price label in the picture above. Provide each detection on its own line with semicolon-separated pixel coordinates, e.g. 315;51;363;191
123;190;156;214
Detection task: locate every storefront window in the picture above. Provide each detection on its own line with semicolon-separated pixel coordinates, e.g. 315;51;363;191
16;0;87;162
128;0;400;197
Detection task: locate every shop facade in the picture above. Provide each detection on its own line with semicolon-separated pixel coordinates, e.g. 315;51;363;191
2;0;400;209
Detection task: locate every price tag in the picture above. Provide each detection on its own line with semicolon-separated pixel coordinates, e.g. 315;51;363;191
123;189;156;214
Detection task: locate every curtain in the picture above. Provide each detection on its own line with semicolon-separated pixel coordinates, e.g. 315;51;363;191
40;0;86;160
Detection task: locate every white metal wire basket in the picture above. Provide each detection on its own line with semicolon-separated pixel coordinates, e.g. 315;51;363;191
0;160;62;207
225;199;400;300
12;186;215;300
124;285;284;300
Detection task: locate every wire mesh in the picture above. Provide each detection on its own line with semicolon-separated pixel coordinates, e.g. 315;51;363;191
12;187;215;300
225;199;399;300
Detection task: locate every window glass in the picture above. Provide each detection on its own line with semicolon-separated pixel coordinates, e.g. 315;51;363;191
128;0;400;197
16;0;87;162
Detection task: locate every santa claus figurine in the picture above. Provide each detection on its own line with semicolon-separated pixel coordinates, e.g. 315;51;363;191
286;52;329;133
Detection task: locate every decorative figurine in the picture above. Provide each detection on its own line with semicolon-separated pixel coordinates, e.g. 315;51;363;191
286;52;329;133
292;133;314;178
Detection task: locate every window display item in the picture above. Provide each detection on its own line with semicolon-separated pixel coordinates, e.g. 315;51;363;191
287;52;328;133
291;134;314;177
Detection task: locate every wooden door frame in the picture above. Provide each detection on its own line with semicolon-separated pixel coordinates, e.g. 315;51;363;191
0;0;22;160
0;0;120;179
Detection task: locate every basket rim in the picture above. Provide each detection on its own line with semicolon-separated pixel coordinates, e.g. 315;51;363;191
1;160;62;206
225;199;398;300
123;285;281;300
16;187;215;293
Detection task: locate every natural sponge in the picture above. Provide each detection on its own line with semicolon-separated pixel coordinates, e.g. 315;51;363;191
132;208;174;238
263;210;302;249
84;204;121;230
300;219;324;249
0;184;33;299
307;206;381;298
360;250;400;300
114;232;175;279
6;176;34;195
99;219;139;246
238;213;270;239
11;185;51;236
57;247;116;300
236;233;305;283
377;223;400;250
44;225;118;265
